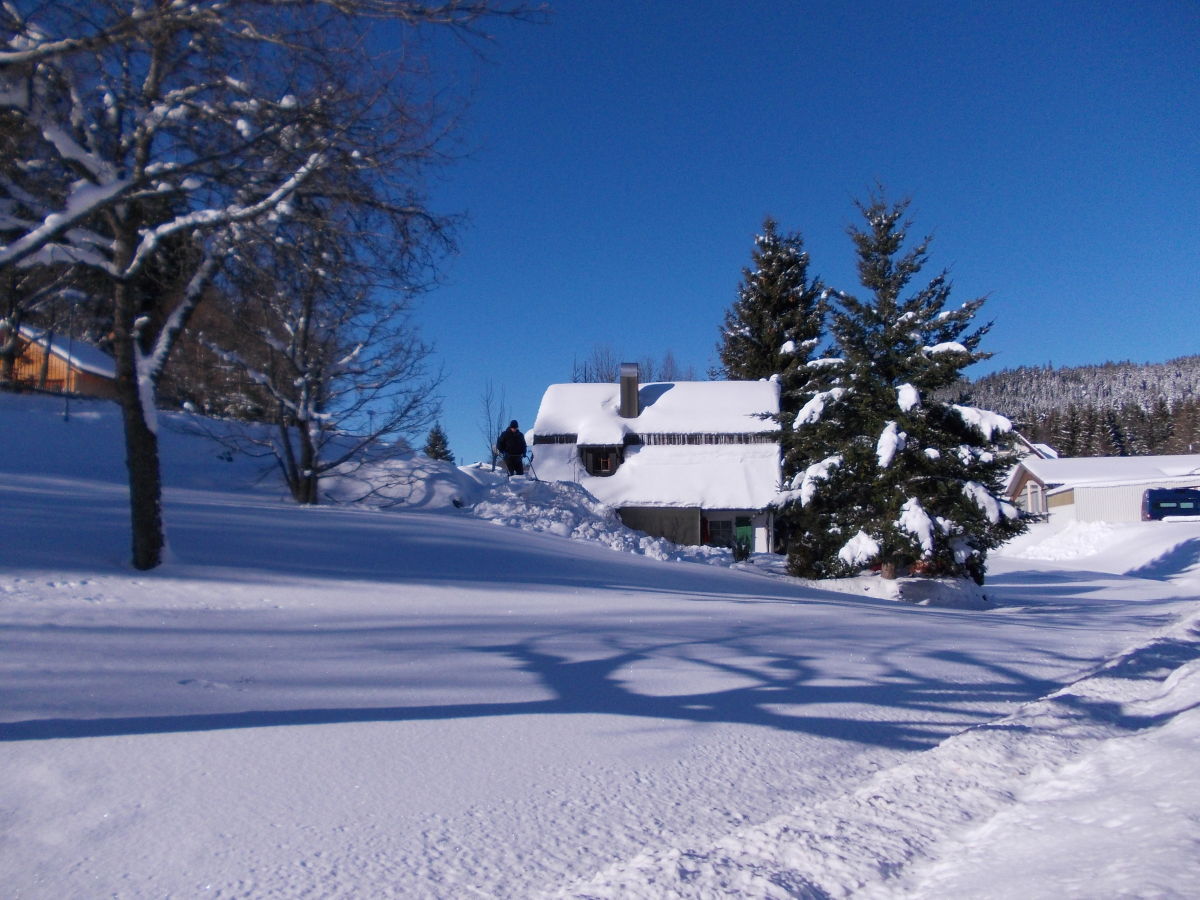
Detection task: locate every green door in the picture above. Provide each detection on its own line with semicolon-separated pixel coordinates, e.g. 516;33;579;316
735;516;753;550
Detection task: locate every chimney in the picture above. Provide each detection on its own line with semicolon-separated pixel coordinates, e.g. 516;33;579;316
618;362;640;418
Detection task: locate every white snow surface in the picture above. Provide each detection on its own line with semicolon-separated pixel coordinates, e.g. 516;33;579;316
3;392;1199;899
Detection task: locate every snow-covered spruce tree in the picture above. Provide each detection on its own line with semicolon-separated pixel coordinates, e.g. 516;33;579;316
718;218;826;443
424;424;455;463
781;194;1025;583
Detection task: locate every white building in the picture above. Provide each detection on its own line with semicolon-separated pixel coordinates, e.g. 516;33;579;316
530;364;782;552
1006;455;1200;522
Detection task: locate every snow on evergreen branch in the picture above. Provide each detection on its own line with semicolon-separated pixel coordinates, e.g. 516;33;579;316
952;404;1012;441
962;481;1016;524
787;453;842;506
897;497;936;555
838;530;879;567
795;387;846;427
876;421;906;468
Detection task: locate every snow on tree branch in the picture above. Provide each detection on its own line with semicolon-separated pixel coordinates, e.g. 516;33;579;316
795;387;846;427
838;531;880;567
876;421;906;469
962;481;1018;524
897;383;920;412
787;453;842;506
897;497;936;556
952;404;1012;441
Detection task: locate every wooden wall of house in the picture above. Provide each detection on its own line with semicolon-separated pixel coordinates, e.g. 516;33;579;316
4;338;117;400
617;507;702;546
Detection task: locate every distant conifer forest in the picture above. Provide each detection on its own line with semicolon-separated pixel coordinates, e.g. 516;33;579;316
958;356;1200;457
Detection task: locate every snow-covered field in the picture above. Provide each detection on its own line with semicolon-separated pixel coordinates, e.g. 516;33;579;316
2;393;1198;899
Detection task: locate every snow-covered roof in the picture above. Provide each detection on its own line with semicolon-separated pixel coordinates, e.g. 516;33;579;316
1012;432;1058;459
532;440;782;510
1011;454;1200;493
533;380;779;440
18;325;115;379
531;380;782;510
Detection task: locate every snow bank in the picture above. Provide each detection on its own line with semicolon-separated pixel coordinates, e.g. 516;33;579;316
468;474;732;564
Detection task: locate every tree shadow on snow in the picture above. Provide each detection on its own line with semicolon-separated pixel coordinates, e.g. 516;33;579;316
1124;538;1200;581
0;628;1060;749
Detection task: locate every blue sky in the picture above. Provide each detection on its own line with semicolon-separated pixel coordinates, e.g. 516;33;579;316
415;1;1198;462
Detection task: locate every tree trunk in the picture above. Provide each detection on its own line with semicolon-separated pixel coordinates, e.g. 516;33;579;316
112;279;164;570
880;560;898;580
296;423;319;505
120;387;165;570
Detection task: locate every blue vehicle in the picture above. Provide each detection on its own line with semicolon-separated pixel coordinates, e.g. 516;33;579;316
1141;487;1200;520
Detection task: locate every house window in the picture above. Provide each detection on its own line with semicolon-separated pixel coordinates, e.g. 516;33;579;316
580;446;622;477
707;519;733;548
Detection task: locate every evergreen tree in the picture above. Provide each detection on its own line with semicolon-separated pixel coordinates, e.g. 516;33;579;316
1168;398;1200;454
1144;397;1174;454
423;423;455;462
1056;404;1085;457
781;193;1025;583
718;217;826;456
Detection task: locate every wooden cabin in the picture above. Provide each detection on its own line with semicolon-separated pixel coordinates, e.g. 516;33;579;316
0;324;118;400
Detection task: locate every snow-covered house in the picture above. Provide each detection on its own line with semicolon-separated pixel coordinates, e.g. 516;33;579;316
0;325;117;400
1006;454;1200;522
531;364;782;551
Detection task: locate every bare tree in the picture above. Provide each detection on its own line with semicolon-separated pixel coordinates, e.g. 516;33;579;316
571;344;619;382
573;345;697;383
205;210;445;503
1;0;532;568
478;378;508;468
656;350;696;381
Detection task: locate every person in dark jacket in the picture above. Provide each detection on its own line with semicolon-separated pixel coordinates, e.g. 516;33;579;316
496;420;527;475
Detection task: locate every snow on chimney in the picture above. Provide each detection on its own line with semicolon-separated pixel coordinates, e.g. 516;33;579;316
618;362;640;418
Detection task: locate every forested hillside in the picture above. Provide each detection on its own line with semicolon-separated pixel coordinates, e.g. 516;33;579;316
961;356;1200;457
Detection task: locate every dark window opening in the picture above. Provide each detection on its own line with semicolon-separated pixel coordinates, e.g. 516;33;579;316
580;445;622;477
708;520;733;548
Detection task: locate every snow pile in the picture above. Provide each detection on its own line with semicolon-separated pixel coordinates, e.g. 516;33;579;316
1007;519;1127;561
470;474;732;565
318;450;488;510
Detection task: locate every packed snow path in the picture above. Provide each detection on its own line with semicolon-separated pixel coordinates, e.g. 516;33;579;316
2;396;1198;898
